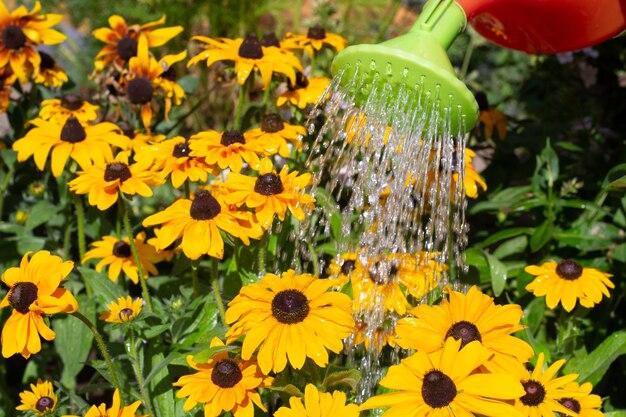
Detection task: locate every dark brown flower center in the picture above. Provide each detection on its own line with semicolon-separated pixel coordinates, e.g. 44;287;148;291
35;396;54;413
60;117;87;143
422;370;457;408
556;260;583;280
307;24;326;40
271;289;309;324
261;32;280;47
160;65;176;81
172;142;191;158
119;308;134;319
369;262;398;285
220;130;245;146
8;282;38;314
341;260;356;275
127;77;154;105
211;359;243;388
39;51;56;70
189;190;221;220
288;72;309;90
261;113;285;133
520;380;546;406
238;33;263;59
104;162;132;182
254;173;284;196
3;25;26;49
117;36;138;61
445;321;482;348
559;398;581;414
61;94;85;110
113;241;132;258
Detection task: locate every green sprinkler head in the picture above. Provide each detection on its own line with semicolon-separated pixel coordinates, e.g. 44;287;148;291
331;0;477;133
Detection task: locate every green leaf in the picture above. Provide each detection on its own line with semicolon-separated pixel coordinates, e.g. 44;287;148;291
269;383;303;397
148;351;176;417
78;267;125;303
493;235;528;258
0;149;16;166
563;330;626;386
605;411;626;417
476;227;533;249
15;235;46;253
611;243;626;263
556;141;583;152
610;173;626;189
530;219;554;252
523;297;546;336
25;201;60;230
485;252;507;296
322;369;361;391
464;248;490;283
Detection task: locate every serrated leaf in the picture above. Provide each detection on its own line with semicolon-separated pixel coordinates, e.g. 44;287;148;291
563;330;626;386
485;252;507;296
530;219;553;252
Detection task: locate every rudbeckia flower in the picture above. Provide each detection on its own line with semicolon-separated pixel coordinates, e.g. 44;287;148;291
557;381;604;417
457;148;487;198
326;252;365;285
360;338;525;417
0;251;77;358
64;389;145;417
0;1;66;83
275;384;359;417
514;353;582;417
92;14;182;68
155;50;187;118
0;66;16;112
16;379;57;416
125;130;166;153
276;72;330;109
524;260;615;312
12;117;129;177
225;269;354;374
189;128;265;173
245;113;305;157
188;33;302;89
282;24;348;57
476;92;507;140
395;285;534;377
68;151;164;210
82;233;163;284
32;51;67;88
142;189;263;260
220;157;315;229
352;317;397;353
173;337;273;417
100;296;143;323
39;94;100;123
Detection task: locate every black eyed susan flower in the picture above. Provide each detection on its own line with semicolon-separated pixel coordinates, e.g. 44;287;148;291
524;260;614;312
173;337;273;417
142;189;263;260
557;381;604;417
134;136;217;189
12;117;129;177
326;252;365;285
189;128;265;173
0;251;77;358
458;148;487;198
16;379;57;416
155;50;187;117
0;2;66;83
245;113;305;157
100;296;143;323
282;24;348;57
82;233;163;284
188;33;302;89
39;94;100;124
395;285;534;377
276;72;330;109
514;353;582;417
275;384;359;417
64;389;144;417
68;151;164;211
92;14;182;69
476;92;507;140
360;338;526;417
125;130;166;153
0;66;15;112
224;269;354;374
32;51;67;87
352;317;397;352
220;157;315;229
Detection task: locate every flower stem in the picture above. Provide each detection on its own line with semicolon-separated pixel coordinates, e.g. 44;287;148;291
233;80;247;131
0;159;15;221
71;311;122;394
258;232;267;274
75;194;87;262
211;258;226;324
126;328;154;416
191;259;200;298
183;179;191;199
120;197;153;313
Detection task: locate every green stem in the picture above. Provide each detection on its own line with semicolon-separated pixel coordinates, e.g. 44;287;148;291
191;259;200;298
120;197;153;313
75;194;87;263
233;81;247;131
293;0;303;33
459;35;475;82
72;311;121;394
262;86;272;114
258;232;267;274
183;180;191;199
211;258;226;324
127;328;154;416
0;161;15;221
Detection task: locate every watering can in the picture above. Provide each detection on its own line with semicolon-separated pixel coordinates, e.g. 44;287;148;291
331;0;626;131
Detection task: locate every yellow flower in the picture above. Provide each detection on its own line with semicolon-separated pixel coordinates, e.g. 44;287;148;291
345;113;391;147
326;252;364;286
100;296;143;323
16;379;57;416
39;95;99;124
125;130;166;153
514;353;582;417
134;136;217;189
458;148;487;199
282;24;348;57
0;66;15;112
189;128;266;173
0;251;77;358
142;190;263;260
225;269;354;374
277;73;330;109
12;117;129;177
0;2;66;83
68;151;164;211
275;384;359;417
361;338;525;417
246;113;305;157
65;389;146;417
82;233;163;284
220;157;315;229
557;381;604;417
352;317;397;353
93;14;182;68
479;107;507;139
155;50;187;118
395;285;534;377
524;260;614;312
15;209;27;224
173;337;273;417
32;51;67;87
147;231;179;262
188;33;302;89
